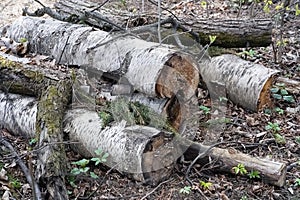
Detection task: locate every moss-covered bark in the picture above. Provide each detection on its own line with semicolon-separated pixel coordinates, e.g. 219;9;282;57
0;54;73;199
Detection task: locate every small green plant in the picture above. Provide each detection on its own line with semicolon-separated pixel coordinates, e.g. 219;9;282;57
248;170;260;179
29;138;38;146
69;148;109;187
233;163;247;175
179;186;191;194
199;180;212;190
295;178;300;186
238;49;256;58
271;83;295;103
274;133;286;144
199;105;210;115
265;122;281;134
91;148;109;165
274;107;284;114
263;0;273;13
10;179;22;189
209;35;217;44
98;111;113;127
240;195;248;200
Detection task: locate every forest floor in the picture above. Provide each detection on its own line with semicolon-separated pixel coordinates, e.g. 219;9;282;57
0;0;299;199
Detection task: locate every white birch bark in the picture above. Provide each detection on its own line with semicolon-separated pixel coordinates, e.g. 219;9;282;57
5;16;199;100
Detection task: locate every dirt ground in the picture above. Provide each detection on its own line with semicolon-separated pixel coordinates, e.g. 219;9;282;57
0;0;299;199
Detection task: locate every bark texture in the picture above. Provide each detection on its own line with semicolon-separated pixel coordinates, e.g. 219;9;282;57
0;53;73;199
0;92;287;187
54;0;273;48
200;54;279;111
5;16;199;101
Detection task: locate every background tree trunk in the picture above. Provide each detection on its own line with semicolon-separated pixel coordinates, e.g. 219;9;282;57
54;0;273;48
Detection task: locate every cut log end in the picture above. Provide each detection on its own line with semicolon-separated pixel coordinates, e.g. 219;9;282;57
258;75;276;111
142;131;175;185
156;54;199;101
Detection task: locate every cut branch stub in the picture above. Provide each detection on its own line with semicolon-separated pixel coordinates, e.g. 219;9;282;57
200;54;279;111
6;17;199;101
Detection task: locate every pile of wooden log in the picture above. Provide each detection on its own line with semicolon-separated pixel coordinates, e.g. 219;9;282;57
0;0;293;199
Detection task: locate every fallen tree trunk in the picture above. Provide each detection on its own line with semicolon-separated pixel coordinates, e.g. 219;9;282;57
4;16;199;102
200;54;280;111
53;0;273;48
0;91;286;187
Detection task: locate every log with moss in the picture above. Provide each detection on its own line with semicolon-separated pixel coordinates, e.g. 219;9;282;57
52;0;273;48
0;54;73;199
0;91;287;187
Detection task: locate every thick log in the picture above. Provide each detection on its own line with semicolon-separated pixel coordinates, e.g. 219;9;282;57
53;0;273;48
200;54;279;111
0;92;287;187
4;16;199;102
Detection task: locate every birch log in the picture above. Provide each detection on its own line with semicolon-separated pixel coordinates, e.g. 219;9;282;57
200;54;280;111
4;16;199;101
0;92;287;187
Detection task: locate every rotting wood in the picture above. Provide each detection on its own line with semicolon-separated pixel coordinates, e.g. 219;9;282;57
53;0;273;48
200;54;280;112
0;92;287;187
4;16;200;102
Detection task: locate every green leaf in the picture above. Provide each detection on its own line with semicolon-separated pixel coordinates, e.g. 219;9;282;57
179;186;191;194
70;168;81;175
283;95;295;103
29;138;37;145
272;94;282;100
248;170;260;179
80;167;90;173
270;87;279;93
72;159;89;167
94;148;103;156
91;157;101;166
199;105;210;115
280;89;288;95
274;133;286;144
295;178;300;186
209;35;217;44
90;172;99;179
200;181;212;190
274;107;284;114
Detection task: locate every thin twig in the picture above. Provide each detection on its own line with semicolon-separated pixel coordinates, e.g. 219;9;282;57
185;142;224;185
140;179;171;200
90;0;110;12
157;0;162;44
0;134;43;200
